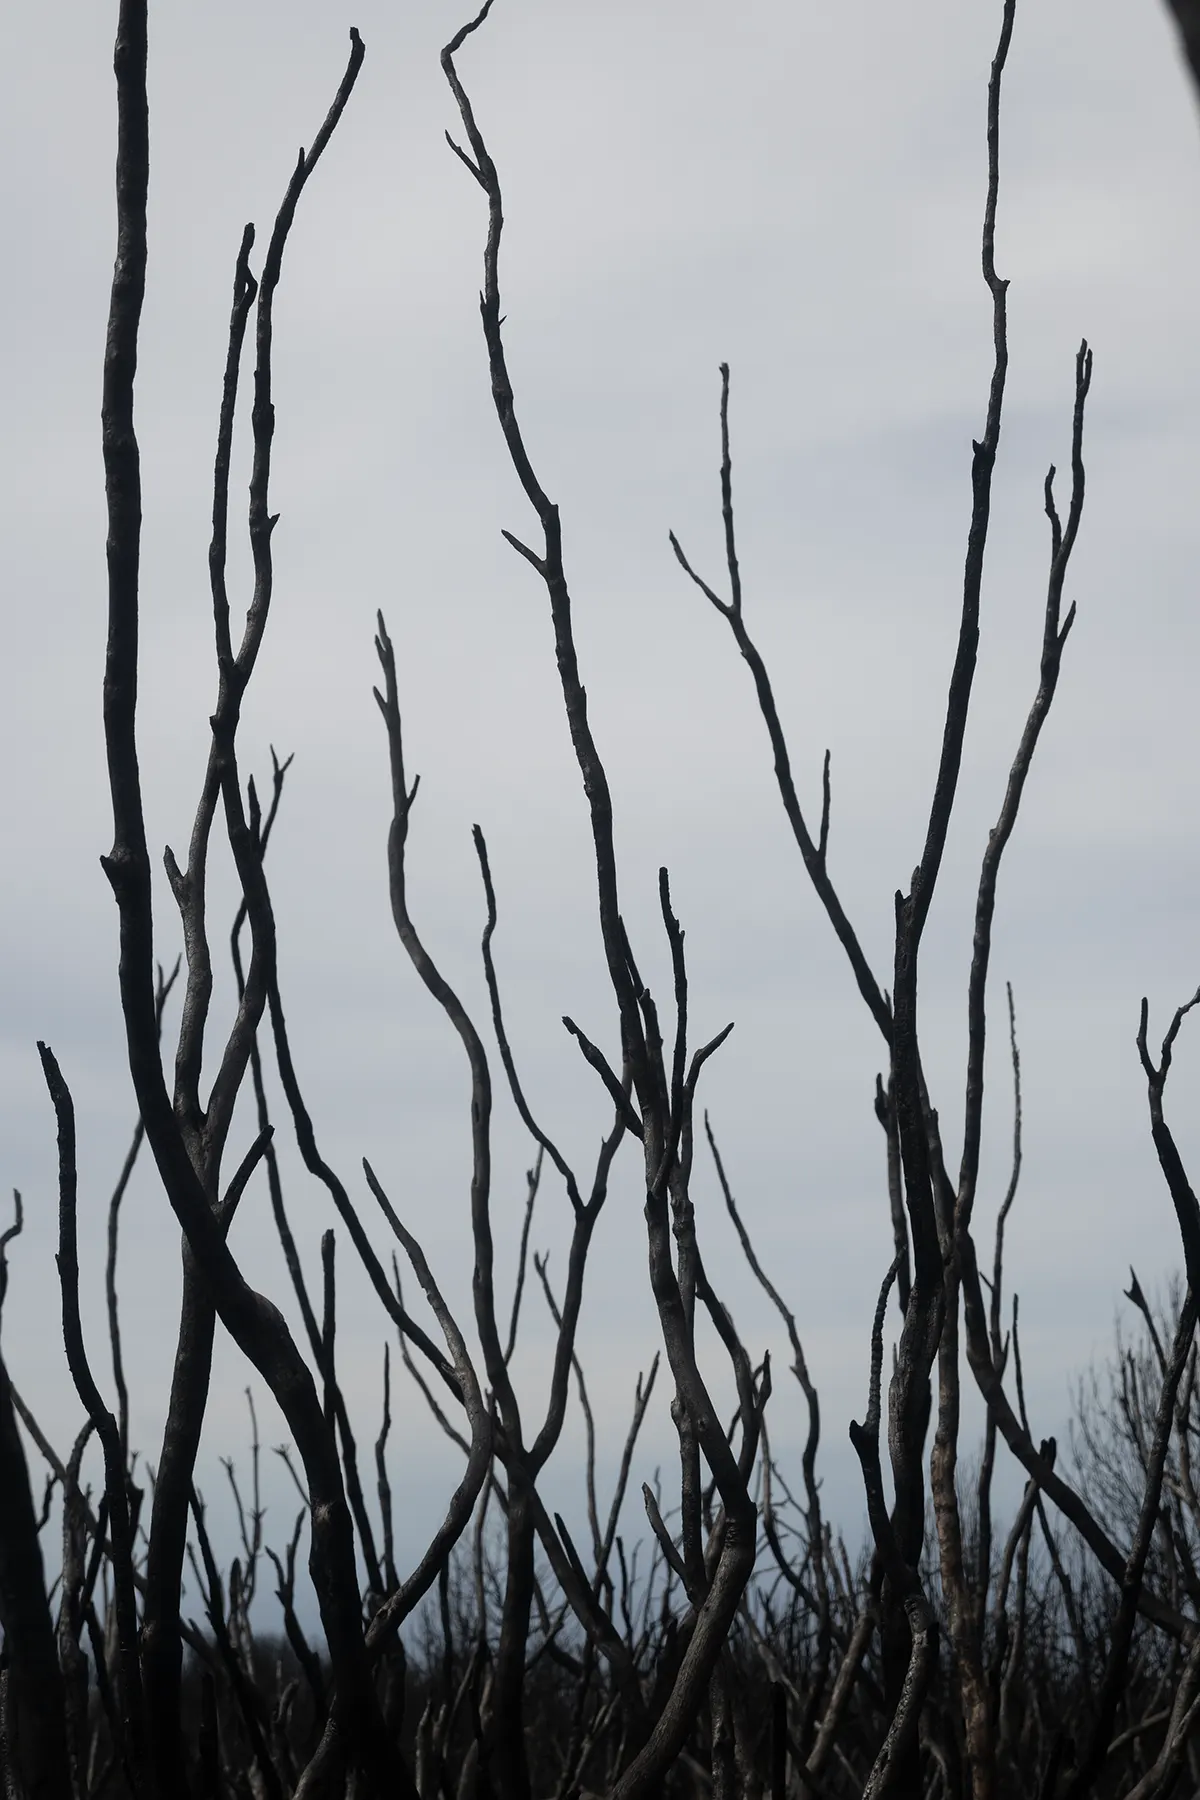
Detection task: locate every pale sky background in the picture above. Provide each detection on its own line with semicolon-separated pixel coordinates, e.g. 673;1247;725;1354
2;0;1199;1640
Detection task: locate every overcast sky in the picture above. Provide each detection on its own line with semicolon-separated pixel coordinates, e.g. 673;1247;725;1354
2;0;1199;1638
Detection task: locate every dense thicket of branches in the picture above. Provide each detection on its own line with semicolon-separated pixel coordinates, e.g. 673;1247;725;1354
2;3;1200;1798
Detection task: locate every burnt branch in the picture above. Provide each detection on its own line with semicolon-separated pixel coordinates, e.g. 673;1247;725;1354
669;366;890;1043
361;1162;492;1652
373;615;516;1441
97;11;409;1787
38;1044;149;1791
1138;987;1200;1289
957;340;1092;1237
476;827;583;1212
503;1156;541;1367
107;955;179;1466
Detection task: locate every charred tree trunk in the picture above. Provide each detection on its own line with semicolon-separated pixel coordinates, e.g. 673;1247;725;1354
0;1352;72;1800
